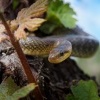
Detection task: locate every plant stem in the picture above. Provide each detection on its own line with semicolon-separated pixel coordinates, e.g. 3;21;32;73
0;13;43;100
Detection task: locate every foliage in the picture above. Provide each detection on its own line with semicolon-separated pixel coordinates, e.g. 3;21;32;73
0;77;36;100
40;0;77;34
12;0;48;40
0;0;48;40
12;0;19;9
66;80;100;100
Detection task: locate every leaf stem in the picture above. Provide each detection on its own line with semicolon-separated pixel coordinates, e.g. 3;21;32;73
0;13;43;100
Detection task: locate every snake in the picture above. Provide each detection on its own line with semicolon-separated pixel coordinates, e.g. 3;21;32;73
19;26;99;63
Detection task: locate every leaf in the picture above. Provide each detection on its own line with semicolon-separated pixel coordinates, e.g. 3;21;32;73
12;83;36;100
0;23;6;33
66;80;100;100
0;23;10;42
65;94;76;100
40;21;58;34
14;18;45;40
17;0;48;21
12;0;19;9
0;77;20;100
40;0;77;34
10;0;48;40
0;77;36;100
47;0;76;28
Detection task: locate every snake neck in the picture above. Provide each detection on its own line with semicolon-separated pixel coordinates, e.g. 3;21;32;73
19;36;56;56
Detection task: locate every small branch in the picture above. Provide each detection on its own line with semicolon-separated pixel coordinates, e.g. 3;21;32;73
0;13;43;100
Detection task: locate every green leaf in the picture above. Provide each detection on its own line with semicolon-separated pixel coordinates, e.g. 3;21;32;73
70;80;99;100
0;77;20;96
0;77;20;100
65;94;76;100
40;21;58;34
12;83;36;100
0;77;36;100
40;0;77;34
12;0;19;9
47;0;77;28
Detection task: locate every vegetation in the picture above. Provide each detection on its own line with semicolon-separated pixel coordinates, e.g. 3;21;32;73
0;0;99;100
66;80;100;100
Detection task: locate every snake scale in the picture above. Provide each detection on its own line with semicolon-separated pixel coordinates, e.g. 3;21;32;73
19;26;99;63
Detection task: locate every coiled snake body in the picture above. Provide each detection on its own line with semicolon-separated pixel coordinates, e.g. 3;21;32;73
19;27;99;63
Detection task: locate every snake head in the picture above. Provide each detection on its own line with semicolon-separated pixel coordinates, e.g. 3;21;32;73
48;41;72;63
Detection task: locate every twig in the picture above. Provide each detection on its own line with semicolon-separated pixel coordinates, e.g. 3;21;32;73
0;13;43;100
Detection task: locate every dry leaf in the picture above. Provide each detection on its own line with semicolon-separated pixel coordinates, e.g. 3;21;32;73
10;20;18;32
21;18;45;31
14;18;45;39
0;23;10;42
17;0;48;22
14;25;27;40
11;0;48;40
0;33;9;42
0;0;48;40
0;23;6;33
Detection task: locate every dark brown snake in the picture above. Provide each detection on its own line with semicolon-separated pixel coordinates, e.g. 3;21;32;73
19;26;99;63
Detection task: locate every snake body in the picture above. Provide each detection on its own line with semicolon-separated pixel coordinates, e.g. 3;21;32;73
19;26;99;63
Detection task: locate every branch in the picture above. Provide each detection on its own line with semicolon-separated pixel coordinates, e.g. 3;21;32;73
0;13;43;100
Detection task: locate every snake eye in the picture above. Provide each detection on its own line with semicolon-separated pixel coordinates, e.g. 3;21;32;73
60;52;64;56
60;51;69;57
